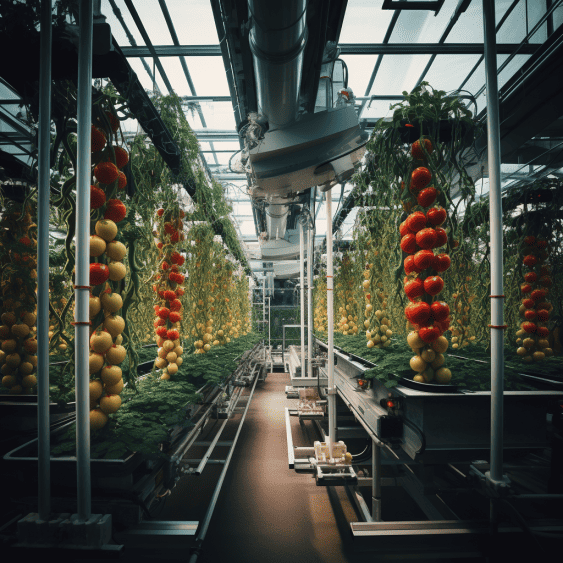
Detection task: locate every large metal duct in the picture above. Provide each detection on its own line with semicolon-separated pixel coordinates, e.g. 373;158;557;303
265;203;289;240
248;0;308;128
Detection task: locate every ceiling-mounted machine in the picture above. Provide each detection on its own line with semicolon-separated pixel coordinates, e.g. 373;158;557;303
242;0;368;201
211;0;366;251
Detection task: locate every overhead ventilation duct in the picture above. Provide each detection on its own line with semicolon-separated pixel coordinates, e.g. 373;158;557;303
265;201;289;240
248;0;308;128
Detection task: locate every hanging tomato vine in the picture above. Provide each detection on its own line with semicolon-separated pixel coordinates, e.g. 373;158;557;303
152;205;186;378
0;198;38;394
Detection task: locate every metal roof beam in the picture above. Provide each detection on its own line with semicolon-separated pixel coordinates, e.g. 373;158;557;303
121;45;222;57
107;0;160;91
340;43;540;55
157;0;219;165
181;96;232;102
357;10;400;121
122;0;173;93
120;43;539;57
414;0;472;87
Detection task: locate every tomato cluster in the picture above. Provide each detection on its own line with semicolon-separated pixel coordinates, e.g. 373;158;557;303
516;236;553;362
87;111;130;429
153;207;186;378
402;140;452;384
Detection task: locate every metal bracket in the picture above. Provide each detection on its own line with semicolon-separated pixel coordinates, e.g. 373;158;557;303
327;387;337;395
468;464;512;498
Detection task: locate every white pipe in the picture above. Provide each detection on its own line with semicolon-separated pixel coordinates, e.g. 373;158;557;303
37;0;52;522
299;219;306;377
263;280;266;360
326;192;335;459
483;0;505;485
75;0;93;523
307;221;313;378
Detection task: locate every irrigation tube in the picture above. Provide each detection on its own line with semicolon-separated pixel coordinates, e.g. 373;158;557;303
307;221;313;378
299;218;306;376
483;0;505;527
188;369;260;563
326;193;336;459
37;0;52;522
75;0;94;522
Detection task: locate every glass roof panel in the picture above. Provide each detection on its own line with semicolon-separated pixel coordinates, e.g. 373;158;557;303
457;54;509;104
102;0;146;46
367;55;432;96
339;55;382;96
519;1;548;43
159;57;193;96
422;54;482;95
361;99;397;120
498;54;531;90
388;7;448;43
165;0;220;44
339;0;394;44
444;0;484;43
179;57;231;96
128;57;166;94
123;0;174;46
185;101;238;131
496;0;526;43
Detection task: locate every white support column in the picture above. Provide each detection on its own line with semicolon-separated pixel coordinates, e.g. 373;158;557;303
483;0;505;486
75;0;94;523
37;0;52;522
326;193;335;458
307;222;313;378
299;219;306;376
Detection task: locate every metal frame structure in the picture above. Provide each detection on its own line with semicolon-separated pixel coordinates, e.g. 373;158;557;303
3;1;562;257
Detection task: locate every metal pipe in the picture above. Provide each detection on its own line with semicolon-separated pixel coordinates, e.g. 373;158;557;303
267;296;271;350
76;0;94;523
299;218;306;377
307;221;313;378
372;440;382;521
483;0;505;486
326;192;335;459
263;280;266;361
195;418;229;475
188;371;260;563
37;0;52;522
248;0;307;127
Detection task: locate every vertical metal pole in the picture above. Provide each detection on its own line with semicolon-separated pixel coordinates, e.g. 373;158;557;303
299;219;306;377
268;297;271;349
372;441;382;521
263;280;266;360
37;0;52;522
307;223;313;378
483;0;505;486
326;192;335;458
76;0;93;523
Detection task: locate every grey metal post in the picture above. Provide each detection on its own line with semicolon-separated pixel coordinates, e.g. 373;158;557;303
37;0;52;522
326;193;336;458
307;222;313;378
76;0;94;522
263;280;266;360
372;440;382;521
299;218;306;376
483;0;505;486
268;297;271;349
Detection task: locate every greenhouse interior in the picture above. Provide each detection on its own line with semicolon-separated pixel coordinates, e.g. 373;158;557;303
0;0;562;561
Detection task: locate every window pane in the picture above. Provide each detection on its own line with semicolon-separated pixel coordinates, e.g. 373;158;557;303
339;0;394;44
